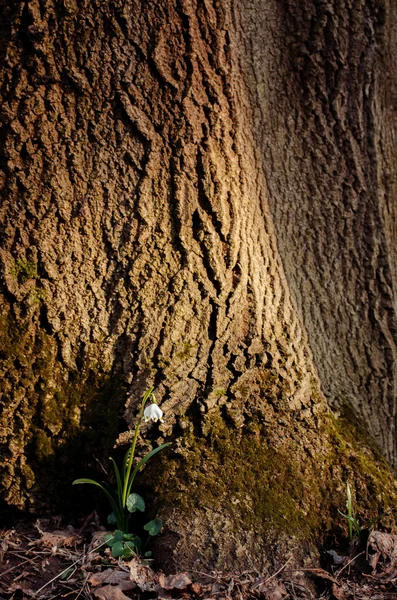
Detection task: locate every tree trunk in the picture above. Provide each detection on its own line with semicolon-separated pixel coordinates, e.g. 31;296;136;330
1;0;397;571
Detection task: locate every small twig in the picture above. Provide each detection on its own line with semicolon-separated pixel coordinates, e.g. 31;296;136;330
75;577;89;600
0;558;32;578
288;581;315;599
93;455;109;475
189;569;220;580
253;556;292;588
35;539;107;594
361;572;377;579
14;570;30;583
8;551;36;563
336;551;365;579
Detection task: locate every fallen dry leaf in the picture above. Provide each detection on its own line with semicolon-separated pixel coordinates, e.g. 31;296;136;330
128;556;157;591
34;529;80;548
158;572;192;590
8;581;36;597
255;581;287;599
88;531;112;553
88;569;133;587
304;568;339;585
191;582;202;595
367;530;397;574
332;582;346;600
156;589;173;600
92;584;131;600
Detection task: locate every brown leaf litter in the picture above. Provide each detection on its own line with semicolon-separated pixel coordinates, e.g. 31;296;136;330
1;521;397;600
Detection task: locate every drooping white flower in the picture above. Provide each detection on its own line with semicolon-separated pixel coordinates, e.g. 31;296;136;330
144;403;164;423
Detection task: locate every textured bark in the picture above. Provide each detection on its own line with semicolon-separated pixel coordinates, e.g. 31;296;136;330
240;0;397;466
0;0;397;571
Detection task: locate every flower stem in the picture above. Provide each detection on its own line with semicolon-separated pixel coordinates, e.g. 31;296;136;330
121;387;153;509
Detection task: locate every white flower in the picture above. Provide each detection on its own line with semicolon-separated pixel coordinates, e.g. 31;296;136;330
144;403;164;423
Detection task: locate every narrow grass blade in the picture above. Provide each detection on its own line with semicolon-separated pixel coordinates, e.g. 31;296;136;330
122;446;131;478
126;442;171;498
73;478;121;526
109;457;123;503
338;510;361;538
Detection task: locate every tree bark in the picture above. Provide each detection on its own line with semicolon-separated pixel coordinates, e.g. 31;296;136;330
240;0;397;466
1;0;397;571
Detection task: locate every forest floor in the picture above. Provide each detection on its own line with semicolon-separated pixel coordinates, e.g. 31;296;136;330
1;517;397;600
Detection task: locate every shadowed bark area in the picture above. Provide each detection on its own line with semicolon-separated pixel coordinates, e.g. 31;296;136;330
238;0;397;465
0;0;397;571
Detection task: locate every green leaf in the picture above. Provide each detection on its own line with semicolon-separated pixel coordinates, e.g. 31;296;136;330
144;517;162;536
338;511;361;537
109;457;123;502
126;493;145;513
123;545;134;559
111;541;124;558
72;479;122;527
368;511;389;527
126;442;172;498
124;539;140;555
104;533;114;545
73;478;101;485
60;567;74;580
144;551;152;558
107;513;117;526
133;535;142;550
122;446;132;477
113;530;124;542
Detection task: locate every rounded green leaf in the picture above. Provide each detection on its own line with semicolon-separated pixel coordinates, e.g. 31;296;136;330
123;544;134;558
143;517;162;536
111;541;124;557
113;530;124;542
133;535;142;550
126;493;145;513
122;534;141;549
107;513;116;526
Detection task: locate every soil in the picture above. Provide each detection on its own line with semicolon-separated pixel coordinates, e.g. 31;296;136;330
1;518;397;600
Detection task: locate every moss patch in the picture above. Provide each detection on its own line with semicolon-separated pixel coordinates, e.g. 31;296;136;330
10;259;38;284
0;305;126;513
150;413;320;542
147;394;397;561
321;404;397;526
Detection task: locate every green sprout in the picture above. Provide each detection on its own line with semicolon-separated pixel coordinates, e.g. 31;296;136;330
73;387;171;553
338;482;360;542
338;482;389;543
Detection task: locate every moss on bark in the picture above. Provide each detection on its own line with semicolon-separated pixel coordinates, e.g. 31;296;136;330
144;386;397;570
0;305;126;512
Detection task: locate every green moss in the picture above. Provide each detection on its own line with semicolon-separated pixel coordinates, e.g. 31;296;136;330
147;390;397;552
30;288;46;303
10;259;38;284
151;410;323;540
35;430;54;459
321;403;397;520
175;342;196;361
29;370;125;511
212;387;227;398
0;306;126;512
